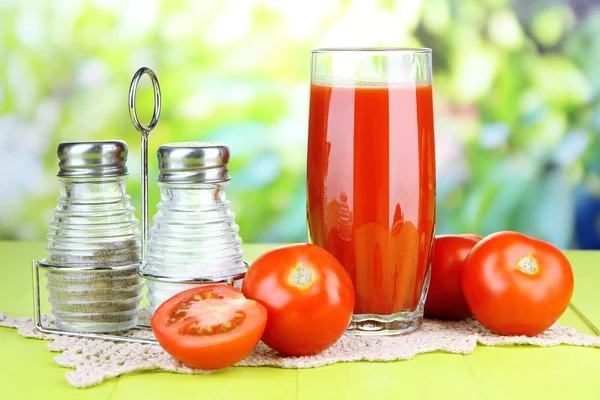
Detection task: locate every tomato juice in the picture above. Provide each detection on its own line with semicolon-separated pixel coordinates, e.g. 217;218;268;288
307;82;436;315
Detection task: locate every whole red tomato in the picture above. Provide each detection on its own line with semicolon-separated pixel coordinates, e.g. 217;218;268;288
424;234;482;320
462;231;574;336
241;243;355;356
151;285;267;370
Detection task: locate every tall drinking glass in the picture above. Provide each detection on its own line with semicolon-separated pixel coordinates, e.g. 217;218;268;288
307;48;436;335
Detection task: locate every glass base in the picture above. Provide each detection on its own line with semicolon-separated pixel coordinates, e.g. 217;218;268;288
55;318;138;333
346;308;424;336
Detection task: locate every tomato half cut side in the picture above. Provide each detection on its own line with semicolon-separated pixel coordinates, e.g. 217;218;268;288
151;284;267;370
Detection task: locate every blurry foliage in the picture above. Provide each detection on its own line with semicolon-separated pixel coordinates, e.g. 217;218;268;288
1;0;600;249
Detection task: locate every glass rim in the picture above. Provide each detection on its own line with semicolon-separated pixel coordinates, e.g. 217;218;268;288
311;47;432;54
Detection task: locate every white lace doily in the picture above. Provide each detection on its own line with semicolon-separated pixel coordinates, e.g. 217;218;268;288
1;311;599;389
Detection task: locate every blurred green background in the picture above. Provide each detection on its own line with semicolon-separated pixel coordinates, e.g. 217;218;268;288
1;0;600;249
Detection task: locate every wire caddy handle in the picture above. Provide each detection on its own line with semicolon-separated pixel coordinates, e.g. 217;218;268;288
32;67;247;344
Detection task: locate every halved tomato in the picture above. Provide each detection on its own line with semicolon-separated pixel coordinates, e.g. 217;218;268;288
151;285;267;370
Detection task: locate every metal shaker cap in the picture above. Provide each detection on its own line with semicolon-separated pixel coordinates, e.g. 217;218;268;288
157;142;231;183
57;140;128;177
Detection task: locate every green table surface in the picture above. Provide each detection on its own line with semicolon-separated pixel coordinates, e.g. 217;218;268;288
1;241;599;399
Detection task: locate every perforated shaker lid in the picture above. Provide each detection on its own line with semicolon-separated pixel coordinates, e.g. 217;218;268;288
57;140;128;177
157;142;231;183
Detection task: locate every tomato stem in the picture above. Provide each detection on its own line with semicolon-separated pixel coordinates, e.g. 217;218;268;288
516;255;539;275
290;264;315;289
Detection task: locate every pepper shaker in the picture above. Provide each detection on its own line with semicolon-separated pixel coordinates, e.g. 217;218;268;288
44;141;143;332
142;142;246;313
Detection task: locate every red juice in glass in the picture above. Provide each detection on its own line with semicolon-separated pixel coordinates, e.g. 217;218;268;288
307;48;436;334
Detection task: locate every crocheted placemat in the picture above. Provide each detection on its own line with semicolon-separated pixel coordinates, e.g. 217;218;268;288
1;311;598;389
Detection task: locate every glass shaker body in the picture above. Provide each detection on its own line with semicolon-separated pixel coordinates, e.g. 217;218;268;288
44;141;142;333
144;143;245;314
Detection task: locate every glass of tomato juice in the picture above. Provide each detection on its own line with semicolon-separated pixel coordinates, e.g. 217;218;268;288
307;48;436;335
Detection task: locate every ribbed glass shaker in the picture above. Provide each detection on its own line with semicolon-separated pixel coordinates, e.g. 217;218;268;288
44;141;143;333
143;142;245;314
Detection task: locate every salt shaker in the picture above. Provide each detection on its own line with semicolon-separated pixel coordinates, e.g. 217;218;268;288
142;142;246;313
44;141;143;332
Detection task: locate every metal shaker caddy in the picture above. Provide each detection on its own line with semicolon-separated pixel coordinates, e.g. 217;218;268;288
32;68;247;344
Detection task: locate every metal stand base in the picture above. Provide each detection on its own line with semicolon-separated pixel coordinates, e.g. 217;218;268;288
32;260;248;345
32;260;158;344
